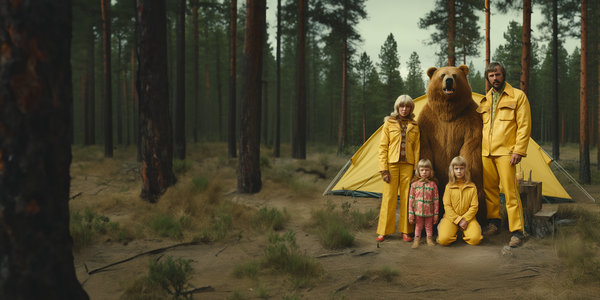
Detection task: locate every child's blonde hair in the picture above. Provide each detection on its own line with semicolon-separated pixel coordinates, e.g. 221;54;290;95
385;95;415;121
447;156;470;184
416;159;434;181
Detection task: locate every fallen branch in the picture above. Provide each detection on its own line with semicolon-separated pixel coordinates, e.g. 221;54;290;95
316;252;344;258
407;288;450;294
70;192;83;200
181;286;215;295
215;245;229;257
353;251;377;256
509;274;539;280
87;242;200;275
91;187;106;196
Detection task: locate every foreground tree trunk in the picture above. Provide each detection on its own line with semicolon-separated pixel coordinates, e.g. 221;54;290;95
580;0;591;183
238;0;266;193
273;0;281;158
102;0;113;157
228;0;238;158
294;0;307;159
136;0;178;202
174;0;186;159
520;0;532;96
337;38;348;156
0;1;90;298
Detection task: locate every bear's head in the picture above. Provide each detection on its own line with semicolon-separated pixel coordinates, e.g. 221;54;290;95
426;65;472;102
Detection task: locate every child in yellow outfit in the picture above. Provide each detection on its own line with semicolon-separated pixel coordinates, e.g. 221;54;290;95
376;95;419;242
437;156;483;246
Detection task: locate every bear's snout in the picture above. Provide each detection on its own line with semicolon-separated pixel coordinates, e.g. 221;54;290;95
444;77;455;95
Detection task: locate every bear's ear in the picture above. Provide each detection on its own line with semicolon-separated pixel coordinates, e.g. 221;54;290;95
427;67;437;79
458;64;470;76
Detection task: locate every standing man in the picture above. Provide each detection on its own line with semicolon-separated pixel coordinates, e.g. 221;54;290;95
477;62;531;247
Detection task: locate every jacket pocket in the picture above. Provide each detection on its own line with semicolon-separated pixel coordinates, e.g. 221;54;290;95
498;101;516;121
476;106;490;124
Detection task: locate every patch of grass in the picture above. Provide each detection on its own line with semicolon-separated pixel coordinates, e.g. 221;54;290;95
173;159;193;175
226;291;245;300
366;264;400;282
148;214;190;240
281;294;304;300
192;176;209;192
306;200;375;249
232;261;260;280
261;230;323;287
71;207;123;250
256;286;269;299
554;205;600;284
251;207;290;231
260;156;271;170
119;277;168;300
148;256;194;299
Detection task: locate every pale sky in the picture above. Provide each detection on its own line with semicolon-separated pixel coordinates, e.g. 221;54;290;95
264;0;580;80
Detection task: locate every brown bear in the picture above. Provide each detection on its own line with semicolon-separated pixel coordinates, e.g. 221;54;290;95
418;65;486;224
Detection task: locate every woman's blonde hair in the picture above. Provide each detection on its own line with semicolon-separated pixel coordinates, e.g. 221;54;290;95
386;94;415;121
447;156;470;184
416;159;434;180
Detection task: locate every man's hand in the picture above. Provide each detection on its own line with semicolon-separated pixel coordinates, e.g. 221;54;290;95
509;153;523;165
459;219;468;231
381;170;390;183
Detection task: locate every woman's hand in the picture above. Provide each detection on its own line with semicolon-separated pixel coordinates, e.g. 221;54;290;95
381;170;390;183
433;216;439;225
409;218;415;224
459;219;468;231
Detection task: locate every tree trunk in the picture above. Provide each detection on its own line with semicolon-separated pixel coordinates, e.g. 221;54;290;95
116;37;123;146
485;0;490;92
174;0;186;159
228;0;238;158
337;39;348;156
133;0;141;162
215;28;224;142
580;0;591;183
562;110;565;146
136;0;178;202
520;0;532;97
123;69;129;146
238;0;266;193
273;0;281;158
81;68;89;145
552;0;559;160
102;0;113;157
448;0;455;67
294;0;307;159
598;0;600;170
0;1;90;298
193;1;199;143
89;25;96;145
204;10;211;141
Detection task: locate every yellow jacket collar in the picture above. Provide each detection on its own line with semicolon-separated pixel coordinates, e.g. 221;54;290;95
484;82;515;101
387;117;417;126
447;181;476;189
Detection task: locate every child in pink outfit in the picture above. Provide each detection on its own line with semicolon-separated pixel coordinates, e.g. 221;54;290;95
408;159;439;248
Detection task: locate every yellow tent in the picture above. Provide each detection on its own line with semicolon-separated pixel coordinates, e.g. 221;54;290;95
324;93;572;202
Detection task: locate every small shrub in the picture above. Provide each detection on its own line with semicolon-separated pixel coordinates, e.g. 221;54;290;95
320;219;354;249
351;209;376;230
173;159;193;174
252;207;289;231
149;214;184;240
260;156;271;170
256;286;268;299
120;277;168;300
70;207;115;250
192;176;209;192
379;265;400;281
226;291;244;300
148;256;194;299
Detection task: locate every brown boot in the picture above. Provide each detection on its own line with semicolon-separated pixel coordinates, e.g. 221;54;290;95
411;236;421;249
483;223;499;236
426;236;435;246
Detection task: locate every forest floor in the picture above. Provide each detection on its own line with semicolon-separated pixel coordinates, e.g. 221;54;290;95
70;142;600;300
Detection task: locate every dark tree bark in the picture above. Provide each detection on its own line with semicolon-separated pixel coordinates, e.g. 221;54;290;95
136;0;178;202
174;0;186;159
238;0;266;193
448;0;456;67
337;38;347;156
133;0;141;162
116;37;123;145
520;0;532;96
204;9;211;140
580;0;591;183
123;69;129;146
228;0;238;158
215;28;224;142
273;0;281;158
485;0;490;92
598;0;600;170
552;0;560;160
0;1;90;298
294;0;307;159
193;1;199;143
87;24;96;145
102;0;113;157
81;68;89;145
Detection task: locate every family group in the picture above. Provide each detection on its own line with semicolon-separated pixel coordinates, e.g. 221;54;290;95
376;62;531;249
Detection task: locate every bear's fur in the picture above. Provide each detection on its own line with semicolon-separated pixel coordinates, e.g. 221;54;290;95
418;65;486;224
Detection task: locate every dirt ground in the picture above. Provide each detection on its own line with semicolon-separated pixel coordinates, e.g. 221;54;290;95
71;144;600;300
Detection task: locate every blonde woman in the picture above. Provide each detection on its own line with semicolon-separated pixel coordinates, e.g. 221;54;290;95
437;156;483;246
376;95;419;242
